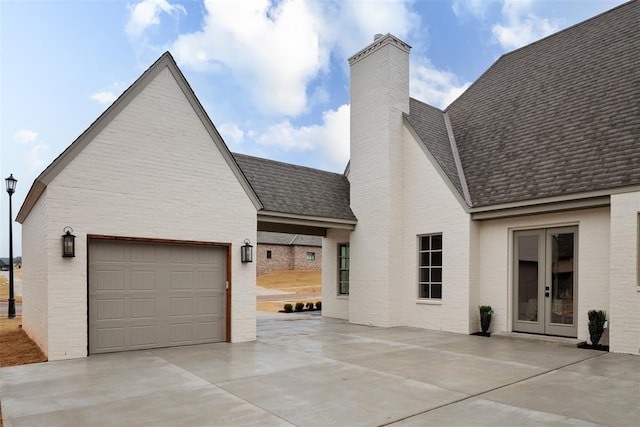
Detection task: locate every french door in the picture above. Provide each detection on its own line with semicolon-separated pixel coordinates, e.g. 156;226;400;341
513;227;577;337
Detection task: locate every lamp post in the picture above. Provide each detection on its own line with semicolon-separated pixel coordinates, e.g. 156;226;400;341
5;174;17;319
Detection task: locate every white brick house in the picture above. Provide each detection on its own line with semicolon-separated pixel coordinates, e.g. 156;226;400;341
324;2;640;355
17;1;640;359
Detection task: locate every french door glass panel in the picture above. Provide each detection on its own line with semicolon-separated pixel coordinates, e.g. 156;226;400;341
513;227;577;337
549;231;575;325
517;234;540;322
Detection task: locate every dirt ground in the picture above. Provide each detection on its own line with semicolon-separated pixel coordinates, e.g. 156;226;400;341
0;269;23;303
0;316;47;368
257;270;321;313
257;270;321;293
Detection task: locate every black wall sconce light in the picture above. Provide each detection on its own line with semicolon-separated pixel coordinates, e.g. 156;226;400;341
62;227;76;258
241;239;253;263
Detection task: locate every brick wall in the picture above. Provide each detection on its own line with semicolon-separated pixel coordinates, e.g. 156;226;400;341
257;244;321;276
21;191;49;355
609;193;640;354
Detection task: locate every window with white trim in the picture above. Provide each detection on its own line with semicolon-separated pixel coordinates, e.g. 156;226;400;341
338;243;349;295
418;234;442;299
307;252;316;261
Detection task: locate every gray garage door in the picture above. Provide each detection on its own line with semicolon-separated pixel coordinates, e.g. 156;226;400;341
89;239;227;354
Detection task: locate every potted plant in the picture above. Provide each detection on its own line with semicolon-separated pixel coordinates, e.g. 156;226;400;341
587;309;607;349
479;305;494;336
283;303;293;313
295;302;305;312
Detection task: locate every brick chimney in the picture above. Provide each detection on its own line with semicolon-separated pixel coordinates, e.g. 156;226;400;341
347;34;411;327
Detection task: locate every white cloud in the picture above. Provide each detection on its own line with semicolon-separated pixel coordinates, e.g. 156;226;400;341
170;0;418;117
452;0;494;19
91;91;118;105
14;130;38;144
316;1;420;61
410;59;471;109
492;0;559;49
452;0;560;50
126;0;186;39
256;104;350;168
25;142;49;173
171;0;323;116
218;123;244;145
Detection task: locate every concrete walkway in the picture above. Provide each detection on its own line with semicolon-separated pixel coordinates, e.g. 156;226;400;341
1;316;638;426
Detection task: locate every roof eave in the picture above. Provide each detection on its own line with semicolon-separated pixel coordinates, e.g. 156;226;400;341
258;210;357;230
464;183;640;220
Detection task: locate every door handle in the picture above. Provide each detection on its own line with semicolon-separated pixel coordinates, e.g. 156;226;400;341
545;286;550;297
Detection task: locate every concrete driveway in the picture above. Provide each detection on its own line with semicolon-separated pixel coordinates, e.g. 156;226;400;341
1;314;638;426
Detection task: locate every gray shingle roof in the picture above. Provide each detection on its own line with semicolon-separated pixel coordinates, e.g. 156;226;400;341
443;0;640;207
406;98;464;197
233;153;356;221
257;231;322;246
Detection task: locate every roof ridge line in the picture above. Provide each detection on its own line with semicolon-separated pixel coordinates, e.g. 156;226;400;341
443;111;472;207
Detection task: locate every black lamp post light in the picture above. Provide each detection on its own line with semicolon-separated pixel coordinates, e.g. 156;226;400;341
5;174;17;319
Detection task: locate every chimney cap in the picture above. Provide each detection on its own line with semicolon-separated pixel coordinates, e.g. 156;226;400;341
374;33;383;41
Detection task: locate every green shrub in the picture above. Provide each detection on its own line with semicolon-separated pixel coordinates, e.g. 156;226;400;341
295;302;305;312
283;303;293;313
315;301;322;310
479;305;494;333
588;309;607;346
306;302;314;310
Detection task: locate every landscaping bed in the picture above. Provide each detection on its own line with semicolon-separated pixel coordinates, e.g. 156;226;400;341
0;316;47;367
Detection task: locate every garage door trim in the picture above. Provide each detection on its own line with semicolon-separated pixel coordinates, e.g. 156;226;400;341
87;234;232;354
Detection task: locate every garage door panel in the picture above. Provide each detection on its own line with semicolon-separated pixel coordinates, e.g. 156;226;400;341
197;321;221;341
130;325;158;347
89;239;227;354
96;270;126;291
197;296;220;315
130;244;158;262
130;298;157;318
197;272;219;289
130;271;157;290
96;327;126;351
170;271;194;289
96;299;126;320
170;246;194;263
170;323;195;343
171;297;195;316
94;243;126;262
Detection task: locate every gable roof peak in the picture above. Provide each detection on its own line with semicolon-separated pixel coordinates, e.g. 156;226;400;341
17;50;262;223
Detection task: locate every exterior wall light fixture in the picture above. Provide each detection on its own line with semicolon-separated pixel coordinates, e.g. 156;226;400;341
62;227;76;258
241;239;253;263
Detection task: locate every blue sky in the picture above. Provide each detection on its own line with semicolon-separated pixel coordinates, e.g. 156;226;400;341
0;0;627;255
